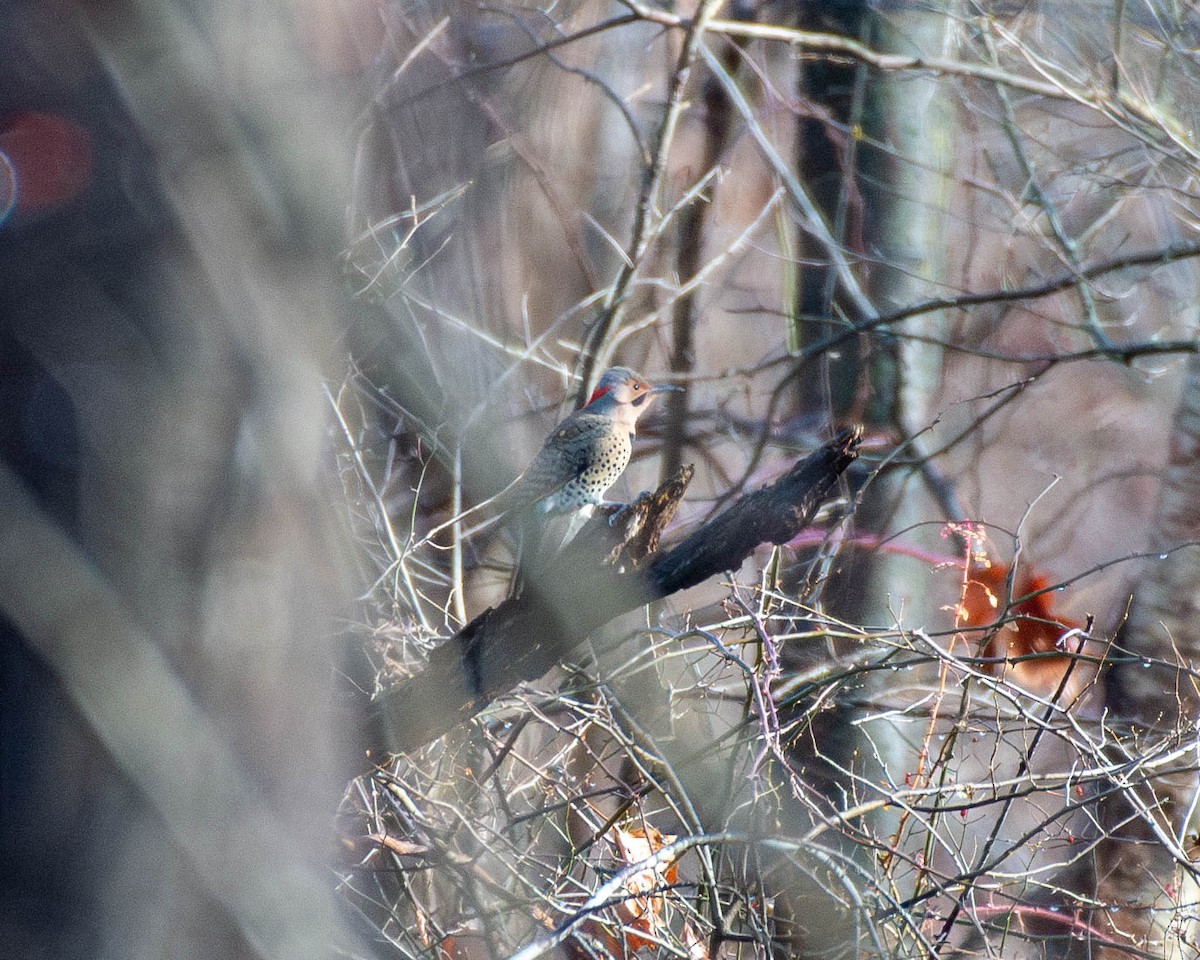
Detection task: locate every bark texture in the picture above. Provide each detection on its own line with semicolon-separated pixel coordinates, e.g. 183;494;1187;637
1093;351;1200;958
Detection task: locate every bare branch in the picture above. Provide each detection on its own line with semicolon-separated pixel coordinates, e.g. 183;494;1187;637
363;428;861;757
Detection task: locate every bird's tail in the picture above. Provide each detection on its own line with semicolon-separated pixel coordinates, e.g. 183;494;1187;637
507;503;596;598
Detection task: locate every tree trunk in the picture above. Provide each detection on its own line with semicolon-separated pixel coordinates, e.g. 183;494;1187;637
1092;350;1200;958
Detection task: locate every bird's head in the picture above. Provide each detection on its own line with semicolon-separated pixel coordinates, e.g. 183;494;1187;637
584;366;680;429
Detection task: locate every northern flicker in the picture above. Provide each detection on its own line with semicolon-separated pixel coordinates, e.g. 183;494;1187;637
508;366;678;549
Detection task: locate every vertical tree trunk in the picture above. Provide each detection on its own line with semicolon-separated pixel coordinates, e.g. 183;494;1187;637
849;7;955;935
1092;350;1200;958
779;4;954;954
792;3;870;417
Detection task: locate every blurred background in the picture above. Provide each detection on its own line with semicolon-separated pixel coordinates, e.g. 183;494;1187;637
4;0;1200;958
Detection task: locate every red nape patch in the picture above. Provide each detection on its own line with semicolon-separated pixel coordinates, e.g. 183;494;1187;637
586;384;614;406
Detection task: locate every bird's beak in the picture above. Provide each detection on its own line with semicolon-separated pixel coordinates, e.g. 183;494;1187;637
649;383;684;395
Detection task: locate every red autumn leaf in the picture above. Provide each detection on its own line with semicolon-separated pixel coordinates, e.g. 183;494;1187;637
958;559;1089;699
608;824;679;952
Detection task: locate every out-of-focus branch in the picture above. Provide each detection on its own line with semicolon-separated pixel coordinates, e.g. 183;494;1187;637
0;466;364;960
363;428;861;758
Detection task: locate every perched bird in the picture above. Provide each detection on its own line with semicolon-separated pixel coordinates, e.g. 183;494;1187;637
508;366;678;551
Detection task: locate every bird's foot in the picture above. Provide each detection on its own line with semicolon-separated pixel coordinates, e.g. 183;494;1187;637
595;500;627;523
